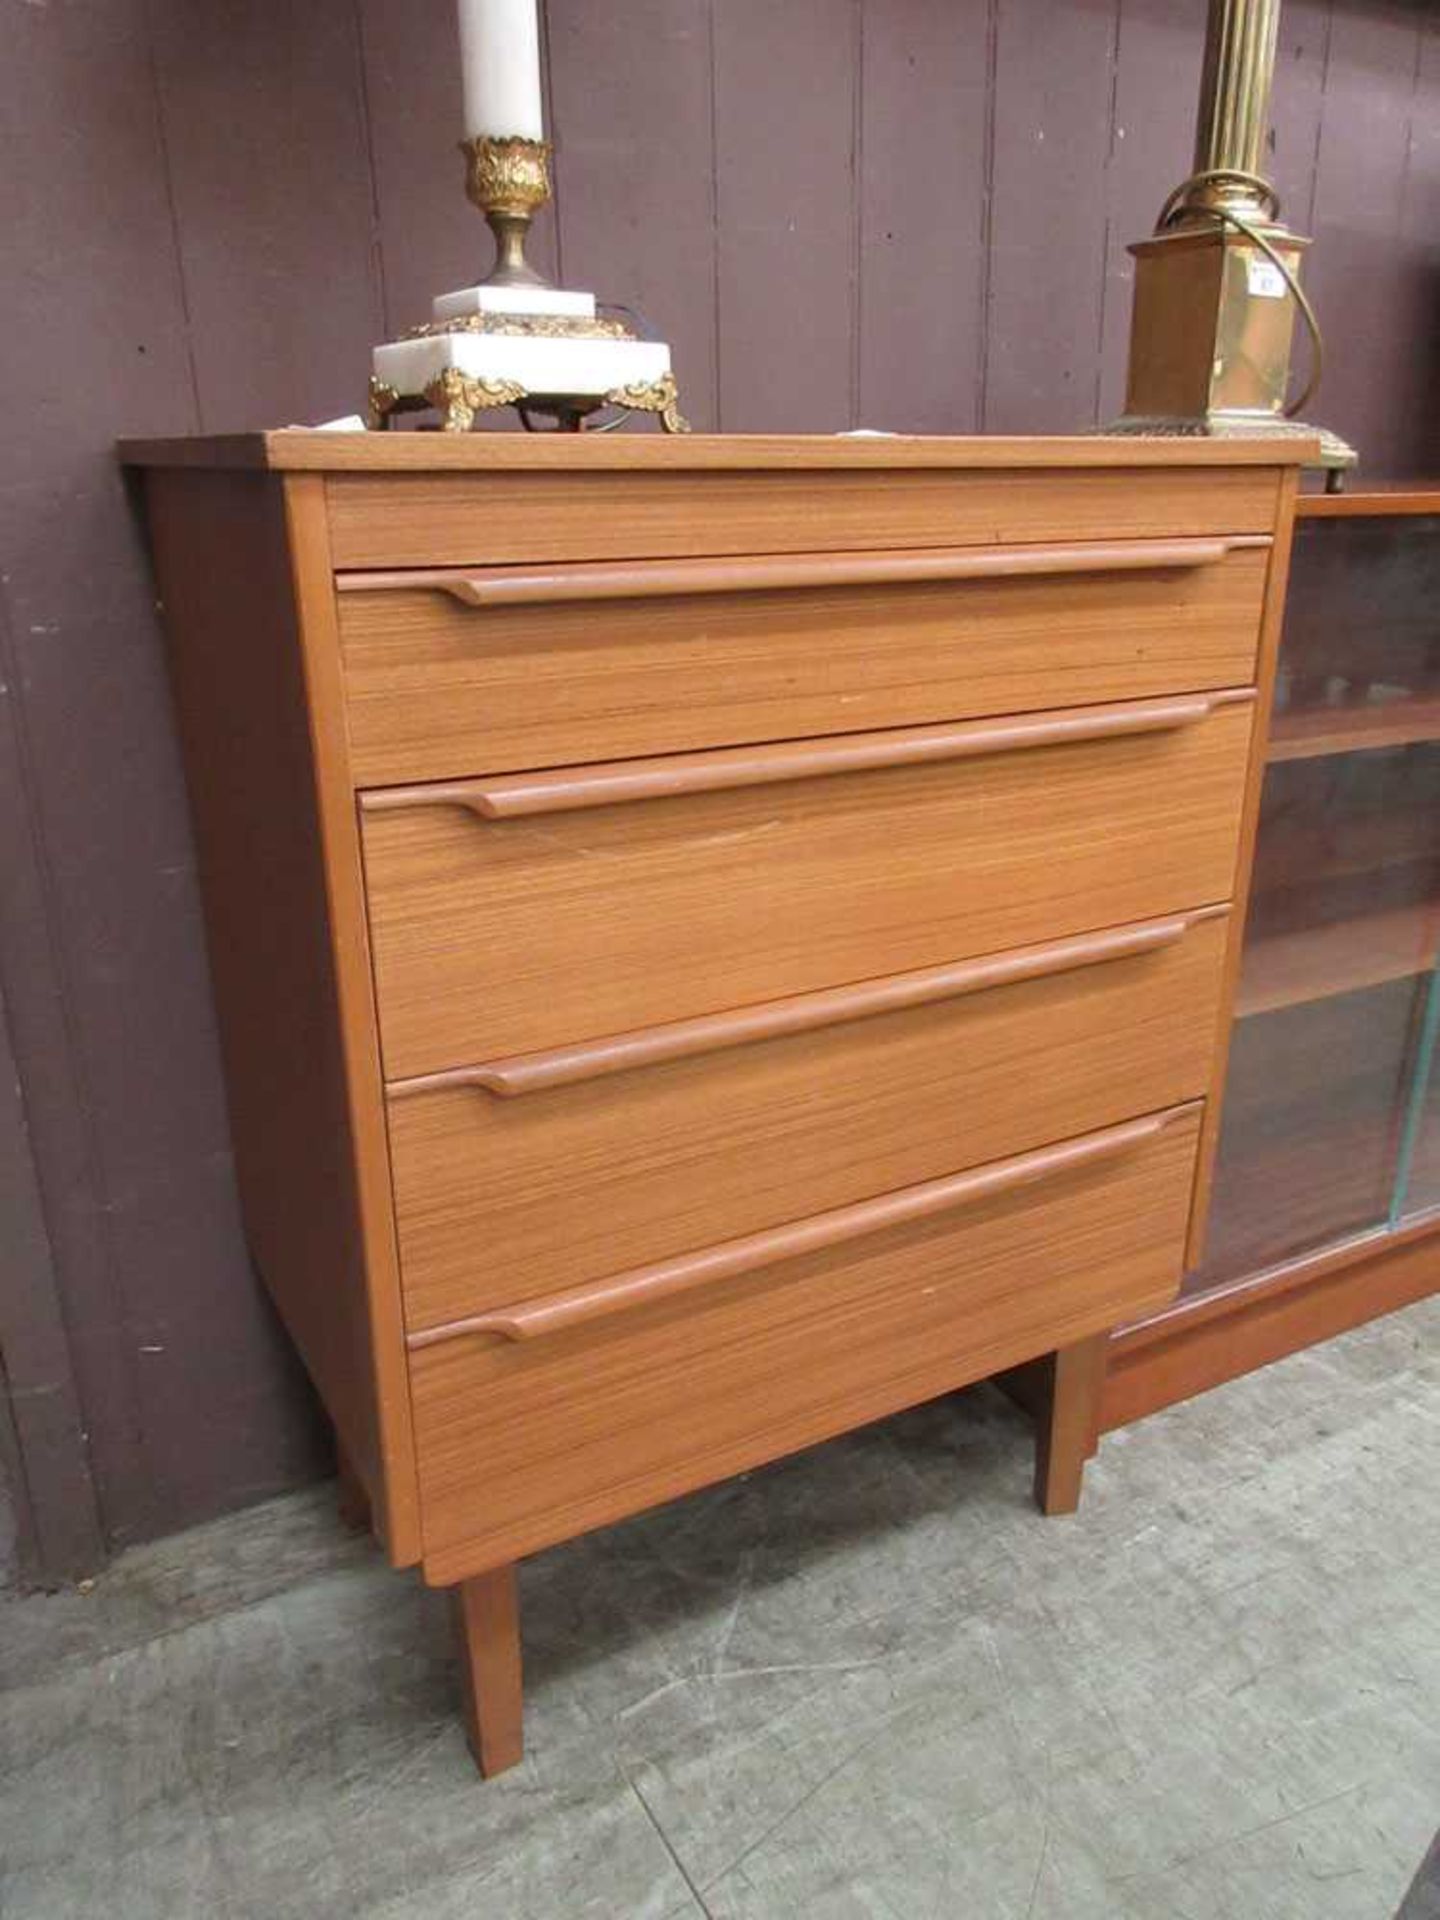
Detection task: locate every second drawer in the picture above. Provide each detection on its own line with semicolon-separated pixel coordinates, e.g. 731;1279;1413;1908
389;910;1229;1331
361;692;1254;1075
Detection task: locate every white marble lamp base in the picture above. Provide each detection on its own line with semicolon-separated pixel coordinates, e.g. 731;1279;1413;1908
370;281;687;433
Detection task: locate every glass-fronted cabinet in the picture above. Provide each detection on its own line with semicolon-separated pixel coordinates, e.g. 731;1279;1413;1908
1107;491;1440;1419
1195;504;1440;1287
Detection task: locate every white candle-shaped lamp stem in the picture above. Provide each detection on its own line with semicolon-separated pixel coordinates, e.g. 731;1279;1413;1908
459;0;544;141
457;0;551;287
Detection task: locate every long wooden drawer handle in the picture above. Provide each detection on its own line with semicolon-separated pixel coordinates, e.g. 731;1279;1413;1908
390;907;1230;1100
363;691;1256;821
406;1104;1199;1350
340;537;1269;609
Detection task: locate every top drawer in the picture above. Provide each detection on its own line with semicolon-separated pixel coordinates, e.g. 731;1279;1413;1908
336;539;1269;784
323;464;1283;569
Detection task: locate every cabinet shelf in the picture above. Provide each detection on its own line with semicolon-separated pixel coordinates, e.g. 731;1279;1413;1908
1238;902;1439;1017
1268;696;1440;763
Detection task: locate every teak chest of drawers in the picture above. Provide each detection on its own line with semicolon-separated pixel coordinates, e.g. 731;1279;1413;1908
122;430;1305;1777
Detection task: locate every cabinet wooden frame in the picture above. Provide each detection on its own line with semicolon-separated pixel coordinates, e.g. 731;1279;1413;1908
122;432;1308;1781
139;467;422;1563
1098;483;1440;1433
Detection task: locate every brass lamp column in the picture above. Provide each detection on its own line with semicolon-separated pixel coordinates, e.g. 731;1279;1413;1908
1117;0;1354;477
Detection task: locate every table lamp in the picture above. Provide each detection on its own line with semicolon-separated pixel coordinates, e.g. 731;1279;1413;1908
369;0;687;433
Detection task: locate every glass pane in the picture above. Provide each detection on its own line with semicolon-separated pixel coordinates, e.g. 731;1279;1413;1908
1393;968;1440;1221
1239;745;1440;1021
1272;516;1440;761
1189;975;1427;1291
1186;512;1440;1295
1194;740;1440;1291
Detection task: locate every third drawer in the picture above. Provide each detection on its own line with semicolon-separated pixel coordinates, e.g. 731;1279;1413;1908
389;910;1229;1332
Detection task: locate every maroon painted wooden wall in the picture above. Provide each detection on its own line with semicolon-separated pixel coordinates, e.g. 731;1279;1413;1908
2;0;1437;1578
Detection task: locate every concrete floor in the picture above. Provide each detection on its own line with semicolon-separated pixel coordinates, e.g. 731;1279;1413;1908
3;1297;1438;1920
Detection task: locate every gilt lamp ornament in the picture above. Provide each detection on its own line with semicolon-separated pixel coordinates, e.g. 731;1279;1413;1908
370;0;687;433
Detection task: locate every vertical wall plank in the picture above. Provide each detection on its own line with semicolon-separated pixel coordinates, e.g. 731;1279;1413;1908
548;0;719;429
1096;0;1197;422
1270;0;1332;231
0;0;203;1552
0;654;105;1586
713;0;861;431
857;0;991;432
1253;0;1333;436
1392;12;1440;475
0;0;333;1562
148;0;383;427
984;0;1121;430
1305;2;1424;475
357;0;469;339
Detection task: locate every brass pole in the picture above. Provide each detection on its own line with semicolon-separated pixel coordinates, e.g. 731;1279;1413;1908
1192;0;1281;205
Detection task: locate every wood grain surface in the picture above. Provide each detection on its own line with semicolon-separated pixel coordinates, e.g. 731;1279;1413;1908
414;1112;1184;1347
322;465;1287;570
342;536;1262;603
337;542;1269;784
1034;1333;1109;1515
1298;487;1440;518
126;432;1301;1772
1103;1213;1440;1432
393;912;1223;1097
279;476;422;1562
141;469;420;1564
361;697;1254;1076
119;433;1317;473
387;913;1229;1330
410;1108;1201;1583
454;1566;524;1777
365;695;1245;818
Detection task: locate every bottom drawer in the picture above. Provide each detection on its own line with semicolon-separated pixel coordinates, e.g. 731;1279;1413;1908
411;1105;1201;1581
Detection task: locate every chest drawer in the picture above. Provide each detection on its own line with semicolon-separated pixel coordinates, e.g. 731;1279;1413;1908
408;1105;1202;1581
336;541;1269;784
361;692;1254;1077
389;911;1228;1332
323;463;1282;569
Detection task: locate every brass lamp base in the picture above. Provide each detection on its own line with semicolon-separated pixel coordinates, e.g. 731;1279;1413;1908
1116;220;1356;480
1113;2;1354;484
369;369;688;435
368;135;687;434
1105;410;1356;488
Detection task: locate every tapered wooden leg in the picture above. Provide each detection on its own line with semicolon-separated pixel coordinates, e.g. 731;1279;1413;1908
1034;1333;1108;1516
453;1565;524;1778
335;1438;372;1534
